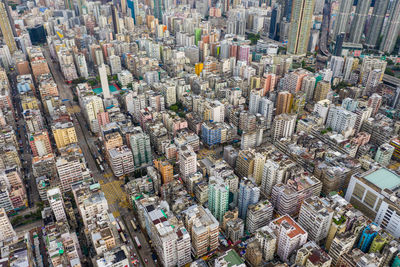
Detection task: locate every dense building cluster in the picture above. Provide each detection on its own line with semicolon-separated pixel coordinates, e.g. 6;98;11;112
0;0;399;266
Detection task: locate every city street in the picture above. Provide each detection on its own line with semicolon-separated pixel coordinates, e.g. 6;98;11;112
9;70;40;208
43;46;157;267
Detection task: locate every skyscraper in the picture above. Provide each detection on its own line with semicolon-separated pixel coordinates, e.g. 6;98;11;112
365;0;390;48
348;0;372;44
287;0;316;55
47;187;67;222
0;1;16;53
276;91;293;115
99;64;110;99
238;179;260;220
208;176;229;222
127;0;139;24
154;0;163;22
130;127;152;168
333;0;353;37
269;5;281;40
380;0;400;53
0;208;16;241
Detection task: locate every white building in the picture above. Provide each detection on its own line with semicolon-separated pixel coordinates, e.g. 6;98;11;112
246;200;274;233
345;168;400;238
179;145;197;181
325;106;357;135
301;75;316;101
109;55;122;75
117;70;133;87
75;53;89;79
0;208;16;241
47;187;67;222
80;95;104;133
238;179;260;220
255;225;277;262
107;146;134;177
298;196;333;243
375;143;394;166
56;155;86;192
99;64;111;99
130;127;152;167
330;56;344;78
314;99;331;124
259;97;274;128
272;113;296;140
269;215;308;262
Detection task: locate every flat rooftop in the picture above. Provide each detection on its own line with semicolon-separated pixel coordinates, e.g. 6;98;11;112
221;249;244;267
364;168;400;190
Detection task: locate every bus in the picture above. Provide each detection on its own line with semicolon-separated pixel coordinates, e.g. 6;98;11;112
134;236;141;249
130;220;137;231
120;232;127;243
119;220;126;232
96;158;101;166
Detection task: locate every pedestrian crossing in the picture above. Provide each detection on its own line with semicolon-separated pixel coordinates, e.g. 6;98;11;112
101;180;125;205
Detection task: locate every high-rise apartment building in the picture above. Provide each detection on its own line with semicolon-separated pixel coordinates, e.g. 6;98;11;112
107;146;134;177
380;0;400;53
52;121;78;149
99;63;110;99
0;1;16;53
109;55;122;75
29;130;52;157
56;155;86;192
313;81;330;102
365;0;390;48
246;200;274;233
0;208;15;241
255;225;277;262
326;106;357;135
208;176;229;222
182;205;219;257
348;0;372;44
272;113;296;140
179;145;197;181
47;187;67;222
130;127;152;168
276;91;293;115
238;179;260;220
261;157;296;196
271;174;322;217
269;215;308;262
375;143;394;166
287;0;316;55
298;196;334;243
368;93;382;117
333;0;353;37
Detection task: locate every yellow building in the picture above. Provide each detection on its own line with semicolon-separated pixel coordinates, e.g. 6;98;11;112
154;159;174;184
52;122;78;149
21;95;39;110
195;63;203;76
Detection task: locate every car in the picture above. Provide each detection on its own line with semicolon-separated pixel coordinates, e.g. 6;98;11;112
131;256;134;260
133;253;137;257
144;259;148;263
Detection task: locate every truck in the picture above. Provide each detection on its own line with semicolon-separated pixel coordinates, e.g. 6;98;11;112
134;236;141;249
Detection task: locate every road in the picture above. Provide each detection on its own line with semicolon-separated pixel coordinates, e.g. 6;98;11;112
8;70;40;208
43;46;157;267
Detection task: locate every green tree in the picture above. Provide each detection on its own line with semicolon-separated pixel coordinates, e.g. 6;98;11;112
385;68;395;76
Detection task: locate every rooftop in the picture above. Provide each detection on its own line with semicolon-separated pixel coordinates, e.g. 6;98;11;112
219;249;244;267
363;168;400;191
